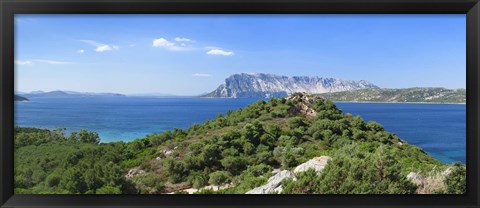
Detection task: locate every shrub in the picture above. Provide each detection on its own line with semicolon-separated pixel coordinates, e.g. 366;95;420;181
444;162;466;194
208;171;231;186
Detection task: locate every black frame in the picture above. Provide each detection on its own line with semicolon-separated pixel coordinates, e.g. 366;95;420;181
1;0;479;207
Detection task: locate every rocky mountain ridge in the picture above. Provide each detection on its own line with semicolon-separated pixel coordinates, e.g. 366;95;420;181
203;73;379;98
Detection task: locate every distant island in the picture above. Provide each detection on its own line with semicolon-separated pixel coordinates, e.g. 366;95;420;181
319;88;466;104
201;73;465;103
19;90;126;99
202;73;378;98
14;95;28;101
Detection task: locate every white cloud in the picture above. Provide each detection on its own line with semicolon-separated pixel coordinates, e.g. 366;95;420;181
34;59;75;65
153;38;175;47
192;73;212;77
15;60;33;66
206;48;234;56
174;37;192;42
81;40;119;52
77;49;85;53
152;38;191;51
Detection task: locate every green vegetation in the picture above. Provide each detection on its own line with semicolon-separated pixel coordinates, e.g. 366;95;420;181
319;88;465;103
14;93;465;194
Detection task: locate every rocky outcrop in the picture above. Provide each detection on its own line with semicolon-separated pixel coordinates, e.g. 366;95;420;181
246;170;294;194
125;167;146;179
246;156;332;194
407;172;425;187
287;93;319;118
293;156;331;174
161;146;177;158
203;73;378;98
409;167;456;194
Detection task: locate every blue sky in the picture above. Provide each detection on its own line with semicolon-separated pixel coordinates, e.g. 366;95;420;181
14;15;466;96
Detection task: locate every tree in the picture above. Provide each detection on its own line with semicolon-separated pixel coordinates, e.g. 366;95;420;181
187;171;208;189
243;121;264;145
221;156;248;175
163;158;188;183
60;168;88;193
208;171;231;188
287;117;306;129
351;116;366;130
366;121;384;132
444;162;466;194
69;129;100;144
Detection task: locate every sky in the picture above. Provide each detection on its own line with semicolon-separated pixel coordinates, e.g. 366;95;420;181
14;14;466;96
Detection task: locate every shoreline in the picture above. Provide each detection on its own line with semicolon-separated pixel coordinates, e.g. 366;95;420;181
200;97;465;104
332;101;466;105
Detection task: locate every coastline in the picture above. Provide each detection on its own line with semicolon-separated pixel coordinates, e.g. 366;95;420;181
199;97;466;104
332;101;466;105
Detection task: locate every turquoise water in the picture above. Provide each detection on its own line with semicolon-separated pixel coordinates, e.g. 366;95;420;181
15;97;465;164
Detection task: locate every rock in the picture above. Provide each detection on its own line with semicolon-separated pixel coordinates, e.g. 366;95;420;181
407;172;425;186
246;156;332;194
202;73;378;98
398;142;403;146
161;149;174;157
271;168;281;174
167;183;233;194
125;167;146;179
293;156;332;174
273;186;283;193
246;170;294;194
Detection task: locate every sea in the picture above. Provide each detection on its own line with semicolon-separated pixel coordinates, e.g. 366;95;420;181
14;97;466;164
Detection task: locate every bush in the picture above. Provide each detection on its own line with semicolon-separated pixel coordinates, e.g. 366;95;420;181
287;117;306;129
187;171;208;189
209;171;231;186
444;162;466;194
96;185;122;194
221;156;248;175
163;158;188;183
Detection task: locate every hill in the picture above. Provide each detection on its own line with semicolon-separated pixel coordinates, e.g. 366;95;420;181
14;95;28;101
20;90;126;98
202;73;378;98
319;88;466;103
14;93;465;194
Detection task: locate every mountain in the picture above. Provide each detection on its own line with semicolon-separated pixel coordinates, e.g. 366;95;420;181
202;73;379;98
20;90;126;98
14;93;465;195
14;95;28;101
319;88;466;103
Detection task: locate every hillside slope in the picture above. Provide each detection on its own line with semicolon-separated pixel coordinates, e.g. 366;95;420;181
14;93;465;194
319;88;465;103
14;95;28;101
